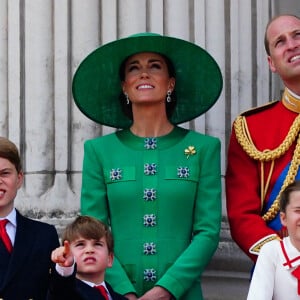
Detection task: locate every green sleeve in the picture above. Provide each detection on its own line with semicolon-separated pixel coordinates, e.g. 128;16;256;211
81;139;136;295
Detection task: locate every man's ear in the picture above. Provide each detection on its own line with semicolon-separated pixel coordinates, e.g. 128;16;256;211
267;55;277;73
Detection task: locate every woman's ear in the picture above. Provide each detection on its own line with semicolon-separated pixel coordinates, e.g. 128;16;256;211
121;82;126;94
168;77;176;92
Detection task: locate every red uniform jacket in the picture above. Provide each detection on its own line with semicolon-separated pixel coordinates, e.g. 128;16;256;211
226;99;299;262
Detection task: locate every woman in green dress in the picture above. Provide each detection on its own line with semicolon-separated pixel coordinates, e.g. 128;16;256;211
72;33;223;300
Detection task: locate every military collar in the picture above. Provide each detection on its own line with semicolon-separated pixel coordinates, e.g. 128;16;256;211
282;88;300;113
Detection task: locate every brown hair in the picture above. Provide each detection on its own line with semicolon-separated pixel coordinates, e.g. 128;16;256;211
0;137;22;173
62;215;114;253
280;180;300;213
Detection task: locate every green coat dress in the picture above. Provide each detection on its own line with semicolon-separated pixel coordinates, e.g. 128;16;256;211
81;126;221;299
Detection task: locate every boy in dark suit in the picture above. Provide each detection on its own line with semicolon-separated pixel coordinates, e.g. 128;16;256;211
48;215;127;300
0;136;60;299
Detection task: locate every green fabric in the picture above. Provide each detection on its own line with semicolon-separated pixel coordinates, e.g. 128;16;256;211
72;32;223;128
80;126;221;299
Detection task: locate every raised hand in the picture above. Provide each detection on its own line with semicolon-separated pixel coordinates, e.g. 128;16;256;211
51;240;74;267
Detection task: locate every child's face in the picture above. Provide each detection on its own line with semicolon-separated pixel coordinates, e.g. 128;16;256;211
70;235;113;283
0;157;23;217
280;190;300;250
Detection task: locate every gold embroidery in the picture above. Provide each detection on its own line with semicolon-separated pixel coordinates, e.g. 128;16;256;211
234;90;300;222
282;89;300;113
250;235;281;254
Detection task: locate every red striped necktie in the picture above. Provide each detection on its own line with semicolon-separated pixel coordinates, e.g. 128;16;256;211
0;219;13;253
94;285;109;300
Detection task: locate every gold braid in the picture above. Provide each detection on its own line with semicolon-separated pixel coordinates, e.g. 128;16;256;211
234;114;300;221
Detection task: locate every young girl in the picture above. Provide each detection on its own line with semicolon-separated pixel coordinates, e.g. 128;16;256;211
247;180;300;299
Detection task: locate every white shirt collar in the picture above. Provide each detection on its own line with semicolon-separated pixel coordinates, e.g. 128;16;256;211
82;280;107;289
0;208;17;227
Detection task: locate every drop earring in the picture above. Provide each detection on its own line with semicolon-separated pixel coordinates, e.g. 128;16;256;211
125;93;130;105
166;90;172;103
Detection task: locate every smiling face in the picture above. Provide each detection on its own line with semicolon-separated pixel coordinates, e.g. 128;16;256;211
70;236;113;283
0;157;23;217
266;15;300;87
122;52;175;106
280;190;300;251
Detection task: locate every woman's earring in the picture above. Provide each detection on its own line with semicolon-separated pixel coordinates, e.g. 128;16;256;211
125;93;130;105
167;90;172;103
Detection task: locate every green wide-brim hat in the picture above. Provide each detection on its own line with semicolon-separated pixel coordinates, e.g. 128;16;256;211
72;32;223;128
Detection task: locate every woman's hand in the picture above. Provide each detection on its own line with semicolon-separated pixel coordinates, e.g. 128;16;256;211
138;286;173;300
124;293;138;300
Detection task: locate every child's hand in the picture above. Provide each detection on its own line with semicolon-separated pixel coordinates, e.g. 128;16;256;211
51;240;74;267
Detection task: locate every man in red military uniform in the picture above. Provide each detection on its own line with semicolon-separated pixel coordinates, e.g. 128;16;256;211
226;14;300;263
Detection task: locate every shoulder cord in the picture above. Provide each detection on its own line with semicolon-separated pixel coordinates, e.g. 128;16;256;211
234;114;300;222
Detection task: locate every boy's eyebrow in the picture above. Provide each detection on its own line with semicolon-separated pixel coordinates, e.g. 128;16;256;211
72;238;86;242
72;237;103;242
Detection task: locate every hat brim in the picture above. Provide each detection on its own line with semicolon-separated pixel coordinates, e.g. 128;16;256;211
72;33;223;128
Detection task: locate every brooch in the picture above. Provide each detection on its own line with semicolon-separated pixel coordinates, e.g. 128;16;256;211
143;242;157;255
144;138;157;150
144;163;157;175
144;268;157;282
143;214;156;227
110;168;122;180
184;146;196;159
143;188;157;201
177;167;190;178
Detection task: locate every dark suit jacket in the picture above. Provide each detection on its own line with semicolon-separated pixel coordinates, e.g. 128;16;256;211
0;210;60;300
47;267;127;300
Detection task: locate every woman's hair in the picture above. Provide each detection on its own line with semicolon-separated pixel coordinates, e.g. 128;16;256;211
118;52;177;122
62;215;114;253
280;180;300;213
0;137;22;173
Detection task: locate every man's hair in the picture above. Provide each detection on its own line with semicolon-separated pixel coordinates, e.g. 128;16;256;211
0;137;22;173
280;180;300;213
264;14;300;56
62;215;114;253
